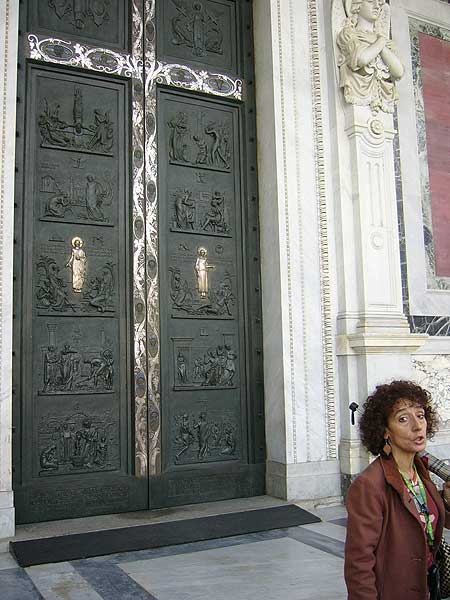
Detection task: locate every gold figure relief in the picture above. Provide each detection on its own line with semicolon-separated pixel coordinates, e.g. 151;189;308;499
195;246;215;299
66;236;87;293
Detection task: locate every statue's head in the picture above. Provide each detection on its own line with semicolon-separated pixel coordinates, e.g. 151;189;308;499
345;0;384;21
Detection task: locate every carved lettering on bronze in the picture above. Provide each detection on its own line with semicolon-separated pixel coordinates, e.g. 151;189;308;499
48;0;110;30
168;112;231;172
172;335;237;389
173;409;238;465
39;89;114;155
38;408;119;476
171;188;231;236
170;0;224;58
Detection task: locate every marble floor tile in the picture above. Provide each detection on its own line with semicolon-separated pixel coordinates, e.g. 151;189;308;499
72;559;157;599
2;567;44;600
0;551;19;570
120;536;347;600
301;521;347;542
26;562;104;600
287;526;345;558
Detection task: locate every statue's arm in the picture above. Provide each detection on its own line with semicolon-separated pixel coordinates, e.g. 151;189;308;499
380;44;405;80
355;35;387;69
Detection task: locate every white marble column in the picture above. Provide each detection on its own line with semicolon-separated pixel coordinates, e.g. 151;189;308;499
0;0;19;542
253;0;341;500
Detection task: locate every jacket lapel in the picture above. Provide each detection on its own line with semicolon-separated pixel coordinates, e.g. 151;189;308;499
380;456;423;525
380;455;445;550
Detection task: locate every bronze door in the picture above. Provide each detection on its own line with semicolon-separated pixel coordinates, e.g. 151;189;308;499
13;0;264;524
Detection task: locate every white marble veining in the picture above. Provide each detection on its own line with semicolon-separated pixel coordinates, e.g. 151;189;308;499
121;537;347;600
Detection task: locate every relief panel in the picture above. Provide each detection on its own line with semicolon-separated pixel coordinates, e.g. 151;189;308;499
167;108;233;172
30;1;128;51
37;80;116;156
34;319;117;395
37;405;120;476
37;153;116;226
172;332;238;390
169;239;235;319
34;229;117;315
159;0;237;73
171;406;240;465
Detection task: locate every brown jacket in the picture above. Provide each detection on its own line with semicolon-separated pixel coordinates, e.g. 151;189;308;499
345;455;450;600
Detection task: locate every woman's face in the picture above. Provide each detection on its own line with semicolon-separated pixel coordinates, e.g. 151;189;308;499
358;0;382;23
384;399;427;457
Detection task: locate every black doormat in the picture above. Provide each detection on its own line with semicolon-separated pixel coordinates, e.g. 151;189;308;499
10;504;320;567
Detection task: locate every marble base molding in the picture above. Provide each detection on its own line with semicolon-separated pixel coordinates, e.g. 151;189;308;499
266;460;341;501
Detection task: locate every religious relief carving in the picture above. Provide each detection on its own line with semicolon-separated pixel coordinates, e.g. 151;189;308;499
39;325;115;394
173;410;238;465
39;89;114;155
169;267;235;318
38;408;119;476
66;237;87;293
36;252;116;314
48;0;110;30
170;0;224;58
171;188;232;236
333;0;405;113
195;246;215;298
41;171;113;224
168;111;232;171
173;336;238;389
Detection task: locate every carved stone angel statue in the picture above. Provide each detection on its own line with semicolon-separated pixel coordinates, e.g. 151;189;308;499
333;0;405;113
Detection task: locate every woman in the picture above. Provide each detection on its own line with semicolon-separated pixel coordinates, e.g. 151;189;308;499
345;380;450;600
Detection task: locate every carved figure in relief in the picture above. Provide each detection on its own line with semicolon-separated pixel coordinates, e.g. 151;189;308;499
176;352;189;384
40;445;58;471
48;0;110;29
39;90;115;154
169;112;189;162
174;188;196;230
195;246;215;299
201;190;229;233
87;263;114;312
193;135;208;165
43;346;61;392
171;0;224;57
36;256;75;312
60;344;80;390
39;410;114;475
66;237;87;293
173;411;237;464
84;349;114;390
194;412;211;459
334;0;404;113
205;122;230;169
85;174;106;221
46;191;70;218
174;414;195;462
42;172;112;223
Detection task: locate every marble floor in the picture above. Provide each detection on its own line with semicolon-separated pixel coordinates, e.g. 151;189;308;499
1;504;348;600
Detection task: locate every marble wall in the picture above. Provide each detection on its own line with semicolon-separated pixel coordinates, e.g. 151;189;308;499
0;0;19;541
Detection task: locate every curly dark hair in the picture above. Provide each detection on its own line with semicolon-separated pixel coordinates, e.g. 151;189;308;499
359;380;439;456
